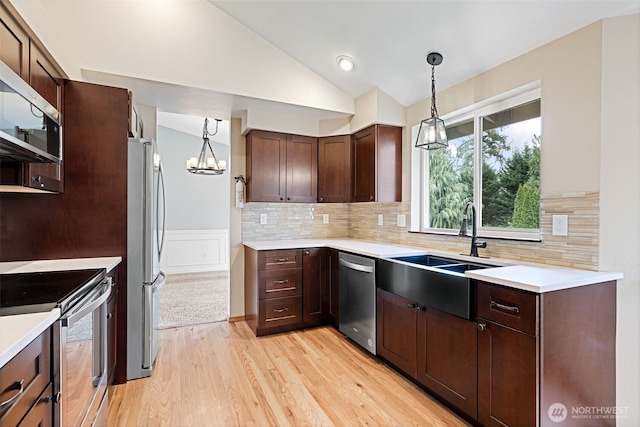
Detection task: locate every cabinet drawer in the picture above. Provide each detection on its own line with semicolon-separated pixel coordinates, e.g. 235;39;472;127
259;249;302;271
258;296;302;330
0;328;51;427
259;269;302;299
477;282;538;335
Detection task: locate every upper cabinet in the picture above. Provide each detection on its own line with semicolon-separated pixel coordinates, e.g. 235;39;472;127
351;124;402;202
318;135;350;203
0;4;29;81
246;130;318;203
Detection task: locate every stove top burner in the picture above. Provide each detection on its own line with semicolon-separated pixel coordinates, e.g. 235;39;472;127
0;269;105;316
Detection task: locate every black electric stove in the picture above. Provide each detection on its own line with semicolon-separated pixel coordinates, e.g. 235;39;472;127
0;269;105;316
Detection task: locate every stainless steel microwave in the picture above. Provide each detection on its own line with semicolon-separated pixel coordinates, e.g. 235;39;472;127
0;60;62;163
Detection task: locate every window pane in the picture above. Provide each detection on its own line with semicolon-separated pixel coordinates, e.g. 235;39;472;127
481;100;541;229
428;119;474;229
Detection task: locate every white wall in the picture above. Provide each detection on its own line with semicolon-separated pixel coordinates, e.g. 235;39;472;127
157;125;230;230
600;14;640;425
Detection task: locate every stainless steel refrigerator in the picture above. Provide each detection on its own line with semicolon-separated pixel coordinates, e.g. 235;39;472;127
126;137;166;380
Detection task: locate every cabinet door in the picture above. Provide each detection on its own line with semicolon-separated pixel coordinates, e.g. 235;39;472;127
0;3;29;80
302;248;326;323
17;384;53;427
246;130;287;202
477;320;538;427
30;43;63;112
318;135;350;203
351;126;376;202
326;248;340;326
417;308;478;420
286;134;317;203
376;289;417;378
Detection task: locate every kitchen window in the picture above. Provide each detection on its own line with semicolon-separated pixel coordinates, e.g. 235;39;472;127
411;84;542;240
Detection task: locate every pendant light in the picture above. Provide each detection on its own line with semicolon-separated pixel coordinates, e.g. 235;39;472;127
415;52;448;150
186;118;226;175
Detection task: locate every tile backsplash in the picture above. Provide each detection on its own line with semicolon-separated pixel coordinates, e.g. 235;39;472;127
242;191;599;270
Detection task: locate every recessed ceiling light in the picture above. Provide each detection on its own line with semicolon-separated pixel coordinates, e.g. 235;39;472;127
337;55;356;71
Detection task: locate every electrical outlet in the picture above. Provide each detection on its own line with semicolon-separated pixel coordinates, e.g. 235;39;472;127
260;213;268;225
397;214;406;227
377;214;384;226
552;214;568;236
323;214;329;224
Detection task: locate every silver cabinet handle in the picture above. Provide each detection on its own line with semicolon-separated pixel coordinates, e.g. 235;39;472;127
273;308;289;313
407;303;416;309
273;279;289;285
0;380;24;409
274;258;289;263
478;323;487;331
490;300;520;314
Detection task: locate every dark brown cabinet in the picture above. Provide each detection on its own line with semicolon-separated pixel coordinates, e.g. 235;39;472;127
0;2;66;194
318;135;350;203
376;289;418;377
246;130;317;203
245;246;331;336
417;306;478;420
302;248;327;323
476;280;616;427
351;124;402;202
326;248;340;326
0;328;52;427
377;287;477;419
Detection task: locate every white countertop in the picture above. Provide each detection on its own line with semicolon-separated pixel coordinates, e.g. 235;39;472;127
0;256;122;274
466;265;623;293
244;239;622;293
0;309;60;367
0;256;122;368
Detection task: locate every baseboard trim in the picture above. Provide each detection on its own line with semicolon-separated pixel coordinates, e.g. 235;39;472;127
228;316;245;323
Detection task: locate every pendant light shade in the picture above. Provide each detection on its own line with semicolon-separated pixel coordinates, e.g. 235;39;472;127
415;52;448;150
186;118;226;175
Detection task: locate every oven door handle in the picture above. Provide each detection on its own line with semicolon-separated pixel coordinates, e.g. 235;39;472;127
62;278;112;327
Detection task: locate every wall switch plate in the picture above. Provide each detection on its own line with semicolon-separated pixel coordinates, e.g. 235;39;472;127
322;214;329;224
378;214;384;226
397;214;406;227
552;214;568;236
260;213;268;225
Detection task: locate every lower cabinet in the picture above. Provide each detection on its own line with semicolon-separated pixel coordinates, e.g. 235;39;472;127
377;288;477;419
245;246;327;336
326;249;340;326
0;328;53;427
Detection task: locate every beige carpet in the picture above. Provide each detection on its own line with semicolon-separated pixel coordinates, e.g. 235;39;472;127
159;271;228;329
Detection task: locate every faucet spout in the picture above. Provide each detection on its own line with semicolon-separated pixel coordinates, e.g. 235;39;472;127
459;202;486;257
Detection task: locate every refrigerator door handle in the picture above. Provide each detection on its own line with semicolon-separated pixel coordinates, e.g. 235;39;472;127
157;162;166;259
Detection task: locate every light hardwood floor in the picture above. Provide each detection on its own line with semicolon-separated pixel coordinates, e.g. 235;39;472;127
107;321;470;426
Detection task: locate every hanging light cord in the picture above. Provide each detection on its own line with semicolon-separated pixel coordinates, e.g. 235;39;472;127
430;65;438;118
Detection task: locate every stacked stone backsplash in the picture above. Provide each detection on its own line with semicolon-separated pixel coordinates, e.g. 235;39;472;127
242;192;599;270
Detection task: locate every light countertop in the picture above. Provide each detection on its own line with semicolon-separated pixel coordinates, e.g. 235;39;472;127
244;239;622;293
0;256;122;369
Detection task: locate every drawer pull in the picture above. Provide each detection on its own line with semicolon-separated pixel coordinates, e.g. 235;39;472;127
273;279;289;285
0;379;24;410
490;300;520;314
273;307;289;313
274;258;290;263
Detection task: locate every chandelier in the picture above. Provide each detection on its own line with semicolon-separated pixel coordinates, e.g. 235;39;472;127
415;52;448;150
186;118;226;175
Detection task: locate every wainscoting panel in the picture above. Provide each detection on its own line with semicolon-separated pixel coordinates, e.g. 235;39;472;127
162;230;229;274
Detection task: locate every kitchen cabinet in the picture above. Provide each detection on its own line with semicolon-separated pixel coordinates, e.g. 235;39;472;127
476;280;616;427
318;135;350;203
351;124;402;202
302;248;327;324
245;246;331;336
0;328;52;427
326;248;340;326
246;130;317;203
377;287;477;419
0;2;66;194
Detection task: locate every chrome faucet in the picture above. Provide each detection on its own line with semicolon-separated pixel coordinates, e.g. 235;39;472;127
459;202;487;257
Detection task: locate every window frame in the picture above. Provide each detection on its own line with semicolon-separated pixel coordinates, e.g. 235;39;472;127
410;83;542;241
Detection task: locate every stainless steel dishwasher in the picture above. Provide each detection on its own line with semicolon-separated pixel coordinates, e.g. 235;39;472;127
338;252;377;355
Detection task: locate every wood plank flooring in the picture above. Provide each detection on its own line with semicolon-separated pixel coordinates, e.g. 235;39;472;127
107;321;470;427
